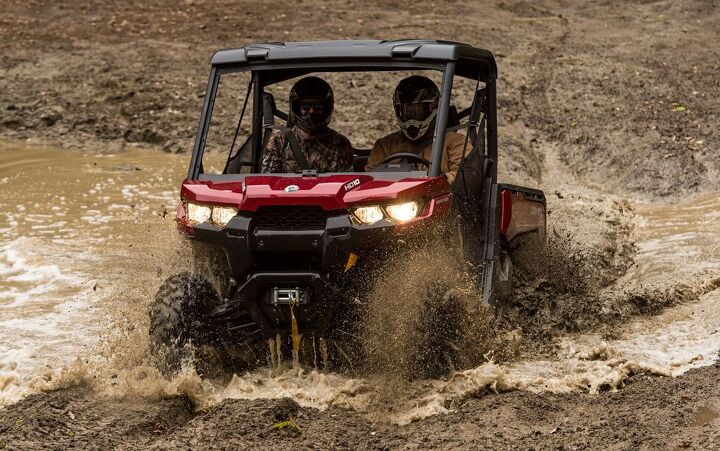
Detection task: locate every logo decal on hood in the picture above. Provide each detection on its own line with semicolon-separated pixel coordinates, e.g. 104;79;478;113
344;178;361;191
284;185;300;192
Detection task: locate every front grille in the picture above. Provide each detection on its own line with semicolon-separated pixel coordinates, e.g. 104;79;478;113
253;206;327;230
255;251;322;271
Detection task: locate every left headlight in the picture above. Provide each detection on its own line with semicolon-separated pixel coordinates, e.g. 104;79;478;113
385;201;419;222
185;202;238;228
351;200;420;225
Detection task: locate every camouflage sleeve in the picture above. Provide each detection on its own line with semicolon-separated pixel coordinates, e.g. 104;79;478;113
260;130;286;173
332;135;355;172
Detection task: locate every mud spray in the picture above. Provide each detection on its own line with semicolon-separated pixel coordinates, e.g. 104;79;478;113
2;141;720;426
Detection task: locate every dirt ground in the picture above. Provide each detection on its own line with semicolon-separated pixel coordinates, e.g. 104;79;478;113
2;361;719;450
1;0;720;449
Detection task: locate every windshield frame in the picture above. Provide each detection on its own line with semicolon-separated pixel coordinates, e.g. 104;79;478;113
188;61;456;180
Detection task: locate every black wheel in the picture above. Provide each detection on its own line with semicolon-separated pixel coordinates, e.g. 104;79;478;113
411;282;468;379
149;271;226;376
493;249;513;304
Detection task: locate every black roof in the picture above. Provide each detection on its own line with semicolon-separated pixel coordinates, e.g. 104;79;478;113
210;40;497;80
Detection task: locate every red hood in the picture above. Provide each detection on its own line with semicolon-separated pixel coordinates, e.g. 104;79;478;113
180;174;449;211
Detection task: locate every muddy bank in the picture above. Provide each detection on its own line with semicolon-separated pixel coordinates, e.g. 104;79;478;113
2;360;720;449
1;1;719;198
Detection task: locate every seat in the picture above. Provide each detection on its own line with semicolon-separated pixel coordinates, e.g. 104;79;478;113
223;92;288;174
352;148;371;172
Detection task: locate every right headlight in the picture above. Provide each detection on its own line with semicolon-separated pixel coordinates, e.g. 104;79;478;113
186;202;212;225
351;201;421;225
185;201;238;228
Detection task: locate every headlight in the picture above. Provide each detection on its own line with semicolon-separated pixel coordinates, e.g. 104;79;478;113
211;206;238;227
352;205;384;224
385;201;419;222
185;202;237;227
186;202;211;224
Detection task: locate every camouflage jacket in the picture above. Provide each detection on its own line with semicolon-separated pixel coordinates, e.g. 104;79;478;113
260;126;354;173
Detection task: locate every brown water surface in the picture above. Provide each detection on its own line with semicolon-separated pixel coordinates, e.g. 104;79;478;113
0;140;187;405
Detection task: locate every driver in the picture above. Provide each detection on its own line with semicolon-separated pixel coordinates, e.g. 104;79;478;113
364;75;467;184
261;76;354;173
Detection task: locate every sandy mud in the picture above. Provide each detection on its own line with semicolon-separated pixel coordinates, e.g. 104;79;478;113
1;0;720;449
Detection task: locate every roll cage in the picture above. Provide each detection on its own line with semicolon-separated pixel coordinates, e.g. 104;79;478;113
180;40;542;305
187;40;498;185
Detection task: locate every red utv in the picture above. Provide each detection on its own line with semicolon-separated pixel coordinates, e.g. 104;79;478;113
149;40;546;375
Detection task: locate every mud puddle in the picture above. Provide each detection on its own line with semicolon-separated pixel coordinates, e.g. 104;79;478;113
1;140;720;426
0;140;187;406
151;193;720;424
150;288;720;425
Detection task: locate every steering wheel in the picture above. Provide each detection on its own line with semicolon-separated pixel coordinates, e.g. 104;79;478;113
380;152;431;168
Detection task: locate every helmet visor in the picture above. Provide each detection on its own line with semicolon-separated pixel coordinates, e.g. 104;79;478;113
395;101;436;122
298;101;326;115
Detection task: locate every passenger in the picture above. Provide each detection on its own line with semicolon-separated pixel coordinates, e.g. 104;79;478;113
261;76;354;173
364;75;468;184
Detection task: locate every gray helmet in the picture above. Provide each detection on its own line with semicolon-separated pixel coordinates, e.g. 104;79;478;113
393;76;440;141
289;76;334;134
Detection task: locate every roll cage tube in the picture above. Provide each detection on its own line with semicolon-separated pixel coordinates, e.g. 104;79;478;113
429;61;454;178
188;67;219;180
251;71;264;173
486;77;498;184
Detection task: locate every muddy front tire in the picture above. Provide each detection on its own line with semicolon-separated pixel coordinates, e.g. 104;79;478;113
493;249;514;305
410;283;472;379
149;271;226;377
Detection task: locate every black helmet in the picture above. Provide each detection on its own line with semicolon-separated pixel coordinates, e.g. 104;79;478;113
289;76;334;134
393;76;440;141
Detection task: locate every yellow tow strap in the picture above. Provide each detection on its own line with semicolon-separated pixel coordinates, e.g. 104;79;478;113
344;252;358;273
289;292;301;369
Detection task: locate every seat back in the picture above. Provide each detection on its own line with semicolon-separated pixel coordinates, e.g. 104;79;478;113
447;104;460;129
352;148;371;171
224;92;290;174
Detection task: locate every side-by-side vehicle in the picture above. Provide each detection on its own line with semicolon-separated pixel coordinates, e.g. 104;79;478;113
149;39;546;374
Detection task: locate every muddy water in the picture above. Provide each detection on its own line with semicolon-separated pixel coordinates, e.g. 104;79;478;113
1;140;720;425
189;194;720;425
0;140;187;406
634;194;720;281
